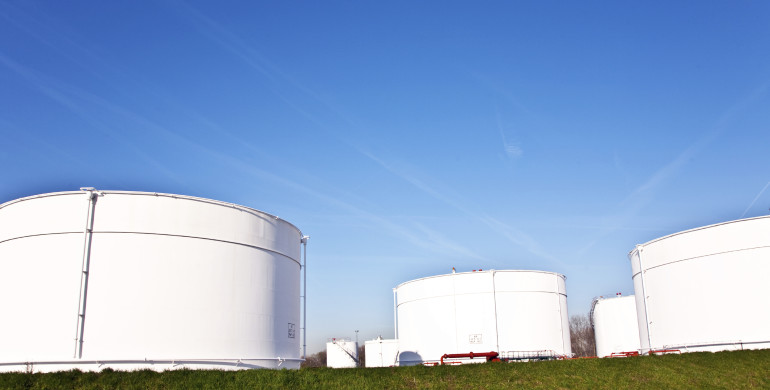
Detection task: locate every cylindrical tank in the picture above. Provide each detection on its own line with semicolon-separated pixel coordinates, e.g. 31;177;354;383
629;216;770;353
0;189;304;372
591;295;640;357
326;339;358;368
394;270;570;365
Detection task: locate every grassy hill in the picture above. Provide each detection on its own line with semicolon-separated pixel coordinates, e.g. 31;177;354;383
1;349;767;389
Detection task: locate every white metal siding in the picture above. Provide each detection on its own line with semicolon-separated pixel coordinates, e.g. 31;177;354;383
364;339;398;367
629;217;770;353
326;340;358;368
592;295;640;357
0;190;303;372
394;270;570;365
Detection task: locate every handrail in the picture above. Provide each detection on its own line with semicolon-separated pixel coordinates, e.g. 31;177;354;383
440;351;499;365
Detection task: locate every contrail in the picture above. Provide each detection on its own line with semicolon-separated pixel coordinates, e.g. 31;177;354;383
740;181;770;218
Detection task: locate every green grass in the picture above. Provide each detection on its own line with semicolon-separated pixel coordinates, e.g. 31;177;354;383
1;349;768;389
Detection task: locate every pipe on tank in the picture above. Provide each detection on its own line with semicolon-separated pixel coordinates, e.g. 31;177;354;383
636;245;653;353
74;187;100;359
490;270;500;353
393;288;398;340
303;236;308;360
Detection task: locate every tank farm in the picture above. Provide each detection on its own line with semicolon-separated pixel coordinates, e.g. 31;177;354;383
1;188;769;371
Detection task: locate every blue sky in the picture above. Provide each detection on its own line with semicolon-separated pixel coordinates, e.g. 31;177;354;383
2;1;769;354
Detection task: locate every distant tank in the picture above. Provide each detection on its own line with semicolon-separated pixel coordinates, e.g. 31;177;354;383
393;269;571;365
326;339;358;368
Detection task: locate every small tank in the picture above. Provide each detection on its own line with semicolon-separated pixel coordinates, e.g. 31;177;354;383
591;295;640;357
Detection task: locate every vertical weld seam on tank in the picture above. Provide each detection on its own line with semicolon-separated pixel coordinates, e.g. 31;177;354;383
491;270;500;353
301;236;307;360
451;272;459;357
557;273;566;355
392;288;398;340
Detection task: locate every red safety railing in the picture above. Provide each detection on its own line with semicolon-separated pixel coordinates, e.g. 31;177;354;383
559;355;598;360
609;351;640;358
650;349;681;355
440;351;500;365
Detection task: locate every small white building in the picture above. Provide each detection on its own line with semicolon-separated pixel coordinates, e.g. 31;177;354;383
364;337;399;367
591;295;641;357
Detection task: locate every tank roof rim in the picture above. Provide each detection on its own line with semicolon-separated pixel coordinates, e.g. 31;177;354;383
627;215;770;258
394;269;566;289
0;189;303;235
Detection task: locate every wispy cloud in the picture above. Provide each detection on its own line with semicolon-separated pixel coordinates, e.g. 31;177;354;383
578;82;770;255
478;215;567;267
170;0;346;132
621;80;769;210
0;53;188;189
576;130;719;256
412;222;488;262
5;3;484;262
622;130;719;208
0;2;136;87
1;48;480;258
740;181;770;218
359;148;563;267
495;105;523;159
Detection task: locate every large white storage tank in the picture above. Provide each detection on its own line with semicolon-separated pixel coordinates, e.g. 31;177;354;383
591;295;640;357
326;339;358;368
0;189;305;372
394;270;571;365
364;337;399;368
629;216;770;353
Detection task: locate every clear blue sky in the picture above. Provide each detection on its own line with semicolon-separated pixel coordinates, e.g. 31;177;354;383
2;1;769;354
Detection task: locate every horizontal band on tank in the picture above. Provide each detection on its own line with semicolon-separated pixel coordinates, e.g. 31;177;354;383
0;231;302;266
0;231;80;245
0;190;303;237
96;231;302;266
0;357;306;372
0;191;78;209
653;339;770;351
396;290;567;307
394;269;566;289
630;245;770;277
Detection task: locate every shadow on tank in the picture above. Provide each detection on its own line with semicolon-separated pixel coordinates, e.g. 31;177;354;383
397;351;424;366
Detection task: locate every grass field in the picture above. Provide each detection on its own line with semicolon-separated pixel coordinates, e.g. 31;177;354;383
1;349;768;389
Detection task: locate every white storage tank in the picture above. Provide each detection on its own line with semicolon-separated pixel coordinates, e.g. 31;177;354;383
591;295;640;357
394;270;571;365
364;337;399;368
629;216;770;353
0;189;305;372
326;339;358;368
